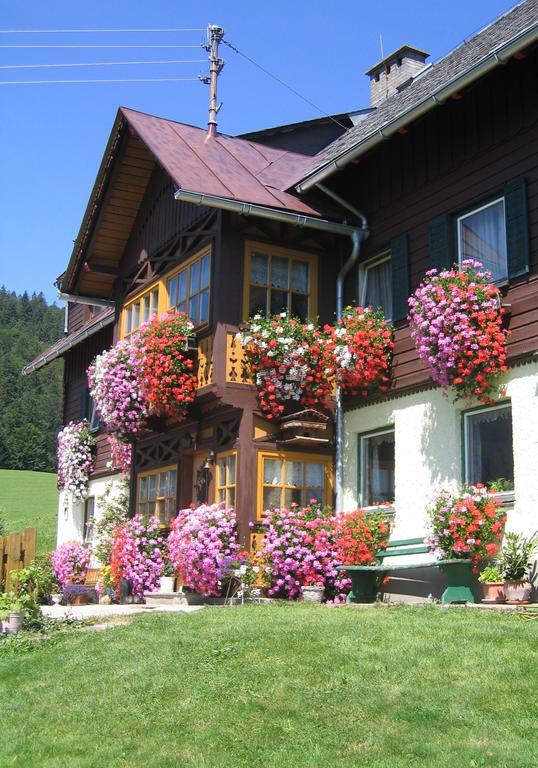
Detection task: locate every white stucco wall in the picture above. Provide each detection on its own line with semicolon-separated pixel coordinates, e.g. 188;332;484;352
56;474;126;558
343;361;538;540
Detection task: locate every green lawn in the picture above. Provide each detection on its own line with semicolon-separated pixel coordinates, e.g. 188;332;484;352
0;468;57;553
1;603;537;767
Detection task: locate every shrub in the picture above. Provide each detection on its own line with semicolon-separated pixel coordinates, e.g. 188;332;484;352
168;503;239;596
10;554;59;604
500;531;538;582
50;541;90;589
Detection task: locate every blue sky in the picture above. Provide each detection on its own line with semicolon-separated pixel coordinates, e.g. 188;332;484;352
0;0;518;304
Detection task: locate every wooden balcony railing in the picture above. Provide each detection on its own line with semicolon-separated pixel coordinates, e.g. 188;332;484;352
225;331;253;385
196;334;214;388
194;326;253;391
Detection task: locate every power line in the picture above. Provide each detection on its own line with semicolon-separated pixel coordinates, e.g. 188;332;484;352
222;38;348;130
0;44;202;49
0;77;201;85
0;28;205;33
0;59;206;70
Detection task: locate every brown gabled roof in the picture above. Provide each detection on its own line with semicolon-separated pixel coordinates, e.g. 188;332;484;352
21;308;114;375
62;107;320;298
294;0;538;191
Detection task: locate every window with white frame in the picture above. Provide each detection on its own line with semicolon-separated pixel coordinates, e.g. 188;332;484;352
88;397;100;433
463;404;514;489
83;497;95;544
457;198;508;283
359;427;395;506
359;253;392;319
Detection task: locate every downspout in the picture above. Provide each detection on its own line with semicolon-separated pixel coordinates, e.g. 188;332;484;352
335;229;366;512
316;182;368;513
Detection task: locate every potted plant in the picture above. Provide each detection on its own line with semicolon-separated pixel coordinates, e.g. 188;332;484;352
302;574;325;603
0;592;25;634
62;584;95;606
500;532;537;604
478;566;505;603
159;558;176;593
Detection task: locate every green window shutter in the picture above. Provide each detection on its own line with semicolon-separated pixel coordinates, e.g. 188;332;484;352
505;178;529;279
429;214;451;272
391;233;409;322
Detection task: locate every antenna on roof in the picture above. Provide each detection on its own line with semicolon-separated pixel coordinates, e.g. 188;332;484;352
200;24;224;139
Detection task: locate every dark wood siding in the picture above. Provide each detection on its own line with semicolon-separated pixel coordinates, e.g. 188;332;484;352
63;326;114;477
333;50;538;396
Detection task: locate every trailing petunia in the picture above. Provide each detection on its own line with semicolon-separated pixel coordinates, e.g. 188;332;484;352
426;485;507;572
106;433;132;474
325;306;393;396
259;502;350;601
168;502;240;596
51;540;90;589
87;338;148;439
408;259;508;402
57;420;95;500
109;514;165;599
237;313;333;420
139;311;197;420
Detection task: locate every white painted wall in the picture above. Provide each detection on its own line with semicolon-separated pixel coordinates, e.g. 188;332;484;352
343;361;538;540
56;474;126;560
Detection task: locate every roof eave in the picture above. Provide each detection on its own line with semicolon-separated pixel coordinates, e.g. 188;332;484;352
295;21;538;193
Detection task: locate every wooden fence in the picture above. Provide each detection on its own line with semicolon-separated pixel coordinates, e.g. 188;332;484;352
0;528;37;591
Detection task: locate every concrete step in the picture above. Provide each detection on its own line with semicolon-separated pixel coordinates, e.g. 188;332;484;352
143;591;205;607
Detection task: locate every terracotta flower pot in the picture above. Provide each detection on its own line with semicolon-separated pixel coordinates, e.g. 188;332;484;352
69;594;90;606
302;585;324;603
481;582;505;603
504;580;533;604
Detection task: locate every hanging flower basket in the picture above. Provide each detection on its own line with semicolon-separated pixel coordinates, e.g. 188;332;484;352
57;420;95;500
87;338;148;440
408;259;508;402
139;311;198;420
237;313;333;420
325;306;393;396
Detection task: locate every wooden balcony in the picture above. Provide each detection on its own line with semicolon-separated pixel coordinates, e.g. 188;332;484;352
194;325;253;392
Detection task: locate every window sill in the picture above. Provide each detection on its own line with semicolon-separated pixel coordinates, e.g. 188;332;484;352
490;490;515;506
361;504;396;517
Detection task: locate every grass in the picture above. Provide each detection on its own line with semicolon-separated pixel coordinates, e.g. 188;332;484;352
1;603;537;767
0;468;57;553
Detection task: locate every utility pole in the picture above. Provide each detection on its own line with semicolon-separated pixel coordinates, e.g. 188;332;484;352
201;24;224;139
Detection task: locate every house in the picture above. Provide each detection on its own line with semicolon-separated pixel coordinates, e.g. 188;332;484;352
24;1;538;599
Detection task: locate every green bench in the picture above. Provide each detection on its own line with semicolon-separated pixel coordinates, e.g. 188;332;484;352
336;537;475;605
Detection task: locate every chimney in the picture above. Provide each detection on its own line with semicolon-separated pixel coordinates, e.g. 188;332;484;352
366;45;429;107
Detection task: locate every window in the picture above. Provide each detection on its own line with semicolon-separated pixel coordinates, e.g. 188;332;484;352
137;465;178;526
167;248;211;327
123;287;159;338
216;452;236;508
464;404;513;488
83;497;95;544
88;397;100;433
457;198;507;282
258;451;331;517
359;428;395;506
359;253;392;319
244;243;317;321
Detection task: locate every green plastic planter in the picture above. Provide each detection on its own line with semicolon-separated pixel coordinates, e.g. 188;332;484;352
438;559;475;604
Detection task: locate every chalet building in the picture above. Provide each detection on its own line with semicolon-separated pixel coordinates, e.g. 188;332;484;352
25;0;538;595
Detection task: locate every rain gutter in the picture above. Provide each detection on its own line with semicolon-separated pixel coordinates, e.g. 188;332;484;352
296;21;538;192
22;311;114;375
